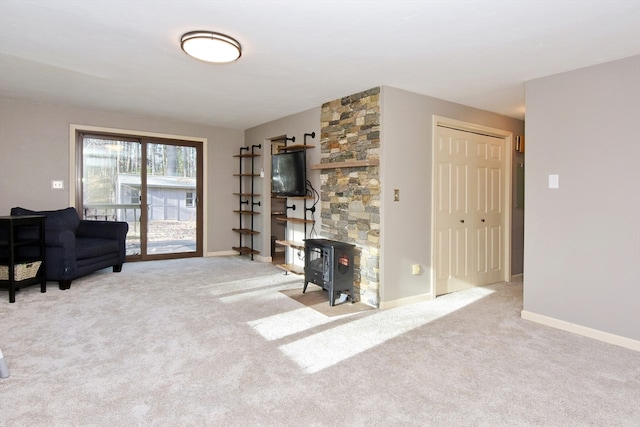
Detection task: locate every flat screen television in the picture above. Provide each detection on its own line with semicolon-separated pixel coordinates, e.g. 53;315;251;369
271;150;306;197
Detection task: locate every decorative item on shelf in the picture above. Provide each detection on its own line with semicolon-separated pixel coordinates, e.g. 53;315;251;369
515;135;525;153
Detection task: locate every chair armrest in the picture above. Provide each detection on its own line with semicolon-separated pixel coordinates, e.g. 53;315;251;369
44;228;76;249
77;220;129;241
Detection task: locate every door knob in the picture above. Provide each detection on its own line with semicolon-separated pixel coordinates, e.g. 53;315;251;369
460;220;464;223
481;219;485;222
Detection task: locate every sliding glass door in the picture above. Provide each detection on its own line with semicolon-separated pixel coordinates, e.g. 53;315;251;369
78;132;203;260
145;142;200;256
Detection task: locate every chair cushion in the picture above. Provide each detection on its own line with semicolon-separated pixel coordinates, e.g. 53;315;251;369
76;237;119;260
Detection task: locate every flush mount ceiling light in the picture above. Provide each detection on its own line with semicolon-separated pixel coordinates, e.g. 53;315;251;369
180;31;241;63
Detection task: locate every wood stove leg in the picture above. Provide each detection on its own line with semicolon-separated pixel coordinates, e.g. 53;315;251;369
303;281;308;293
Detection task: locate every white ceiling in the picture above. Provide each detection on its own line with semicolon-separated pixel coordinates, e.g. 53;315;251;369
1;1;639;130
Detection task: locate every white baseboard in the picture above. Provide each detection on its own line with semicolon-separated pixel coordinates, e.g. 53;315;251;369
511;273;523;281
380;292;434;310
206;250;241;257
521;310;640;352
205;251;273;263
254;254;271;263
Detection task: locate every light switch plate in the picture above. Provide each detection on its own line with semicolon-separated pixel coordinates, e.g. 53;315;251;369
548;174;559;189
51;180;64;190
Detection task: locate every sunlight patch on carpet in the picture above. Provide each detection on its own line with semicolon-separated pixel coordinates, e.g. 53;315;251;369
279;286;496;373
248;307;345;341
218;283;300;304
207;273;301;297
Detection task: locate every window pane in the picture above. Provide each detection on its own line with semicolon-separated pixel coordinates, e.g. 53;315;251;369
146;143;197;254
82;137;142;255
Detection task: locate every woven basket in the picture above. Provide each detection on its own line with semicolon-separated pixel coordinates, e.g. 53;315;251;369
0;261;42;281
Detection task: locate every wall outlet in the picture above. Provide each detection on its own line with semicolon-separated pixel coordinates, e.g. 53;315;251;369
412;264;421;275
51;180;64;190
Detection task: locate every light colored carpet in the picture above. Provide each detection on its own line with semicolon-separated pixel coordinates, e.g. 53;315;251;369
1;256;638;426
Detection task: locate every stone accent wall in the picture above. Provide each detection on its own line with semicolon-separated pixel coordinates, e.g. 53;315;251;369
319;87;381;307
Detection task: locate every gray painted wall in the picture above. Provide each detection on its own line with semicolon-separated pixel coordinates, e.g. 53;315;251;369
0;97;244;254
380;86;525;304
523;55;640;340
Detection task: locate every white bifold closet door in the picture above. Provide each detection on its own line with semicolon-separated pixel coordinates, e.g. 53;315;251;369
435;125;505;296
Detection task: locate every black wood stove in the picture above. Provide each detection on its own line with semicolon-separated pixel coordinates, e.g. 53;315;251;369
303;238;355;306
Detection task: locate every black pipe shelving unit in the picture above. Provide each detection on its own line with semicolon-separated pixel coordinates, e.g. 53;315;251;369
274;132;316;274
232;144;261;259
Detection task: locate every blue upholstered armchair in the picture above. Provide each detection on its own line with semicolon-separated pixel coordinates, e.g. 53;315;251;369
10;207;128;290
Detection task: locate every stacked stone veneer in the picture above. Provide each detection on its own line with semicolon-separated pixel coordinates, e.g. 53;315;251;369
319;87;380;307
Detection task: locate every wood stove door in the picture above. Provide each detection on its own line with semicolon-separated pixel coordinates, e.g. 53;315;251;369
304;245;325;287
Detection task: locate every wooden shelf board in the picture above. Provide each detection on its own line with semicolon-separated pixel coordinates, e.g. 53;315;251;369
232;228;259;235
274;240;305;251
311;158;380;170
233;173;260;177
277;144;315;152
233;154;260;158
234;193;260;197
275;217;314;224
233;246;260;255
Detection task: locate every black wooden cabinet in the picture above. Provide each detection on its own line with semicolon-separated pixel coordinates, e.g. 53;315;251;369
0;215;46;303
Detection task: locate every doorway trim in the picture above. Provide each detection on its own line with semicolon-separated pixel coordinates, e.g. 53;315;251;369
69;124;208;256
430;116;513;294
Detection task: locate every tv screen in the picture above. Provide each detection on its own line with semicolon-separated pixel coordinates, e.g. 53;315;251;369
272;150;306;196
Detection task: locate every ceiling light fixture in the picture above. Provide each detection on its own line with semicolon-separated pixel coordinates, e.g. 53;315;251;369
180;31;241;63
